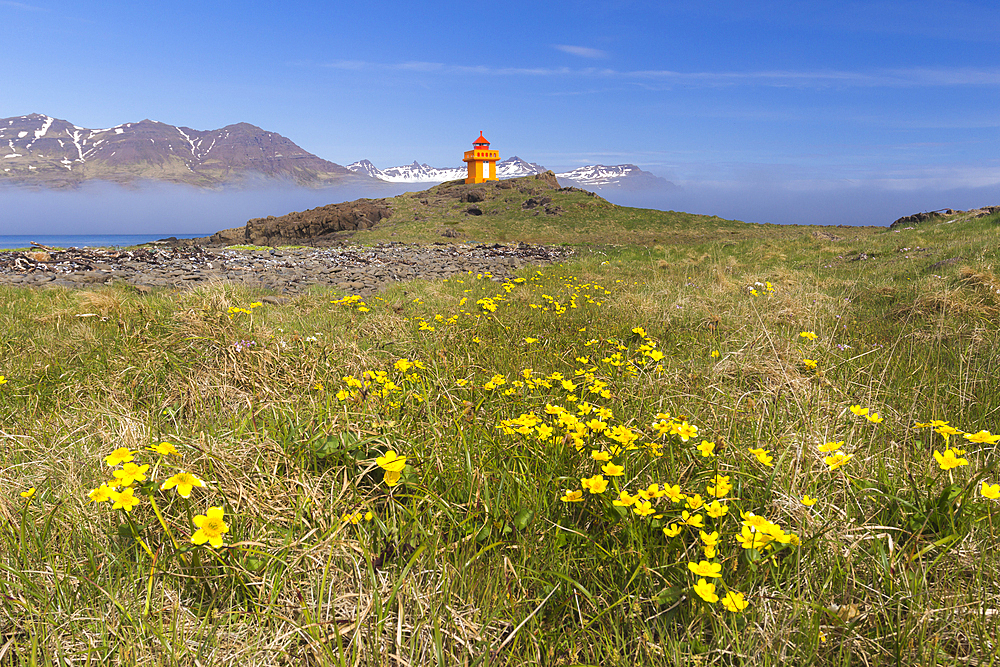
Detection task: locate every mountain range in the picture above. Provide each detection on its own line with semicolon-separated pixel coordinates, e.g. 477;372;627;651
1;114;675;192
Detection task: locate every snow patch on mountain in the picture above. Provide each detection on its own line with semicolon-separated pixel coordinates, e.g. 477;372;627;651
347;156;546;183
346;156;668;191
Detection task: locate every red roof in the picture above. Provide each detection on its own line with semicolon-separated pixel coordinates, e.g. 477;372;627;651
473;131;490;146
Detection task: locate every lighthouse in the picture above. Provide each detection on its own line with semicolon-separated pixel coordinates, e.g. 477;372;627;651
463;132;499;184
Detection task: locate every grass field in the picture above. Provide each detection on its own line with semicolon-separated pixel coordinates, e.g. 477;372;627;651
2;208;999;666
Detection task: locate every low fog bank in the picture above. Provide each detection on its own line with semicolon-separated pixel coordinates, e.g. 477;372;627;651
2;179;998;237
600;182;1000;227
0;181;408;236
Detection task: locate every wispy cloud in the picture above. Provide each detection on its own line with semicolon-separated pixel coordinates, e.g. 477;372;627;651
317;59;1000;89
0;0;47;10
553;44;607;59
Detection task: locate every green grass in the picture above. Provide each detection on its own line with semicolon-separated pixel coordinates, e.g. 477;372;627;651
2;211;1000;665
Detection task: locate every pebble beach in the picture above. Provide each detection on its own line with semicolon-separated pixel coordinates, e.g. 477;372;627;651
0;242;571;294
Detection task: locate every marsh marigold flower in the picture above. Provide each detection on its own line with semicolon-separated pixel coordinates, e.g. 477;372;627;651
149;442;180;456
160;472;206;498
87;484;115;504
192;506;229;548
581;474;609;494
613;491;637;507
113;462;149;487
663;523;682;537
694;578;719;603
663;484;685;503
818;441;844;452
111;487;140;513
688;560;722;578
721;590;749;612
849;405;869;417
632;501;655;517
105;447;135;467
933;448;969;470
706;500;729;518
981;481;1000;500
706;474;732;498
376;451;407;473
601;462;625;477
20;488;35;499
697;440;716;457
681;511;705;528
676;422;698;442
561;489;584;503
824;453;854;471
799;331;818;340
749;447;773;467
965;430;1000;445
801;494;818;506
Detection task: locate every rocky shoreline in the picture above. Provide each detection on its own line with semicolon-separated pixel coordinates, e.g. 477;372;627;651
0;242;571;294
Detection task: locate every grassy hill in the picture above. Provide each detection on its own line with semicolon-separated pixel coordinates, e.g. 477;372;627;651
2;204;1000;666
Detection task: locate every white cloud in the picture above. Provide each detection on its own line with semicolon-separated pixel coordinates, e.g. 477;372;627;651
553;44;607;59
317;59;1000;89
0;0;46;10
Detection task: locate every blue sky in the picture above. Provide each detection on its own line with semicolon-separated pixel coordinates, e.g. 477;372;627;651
3;0;1000;227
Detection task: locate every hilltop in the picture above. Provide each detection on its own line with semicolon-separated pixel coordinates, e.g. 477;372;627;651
189;171;802;247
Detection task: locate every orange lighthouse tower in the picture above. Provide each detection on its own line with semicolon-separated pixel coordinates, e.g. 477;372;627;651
463;131;499;184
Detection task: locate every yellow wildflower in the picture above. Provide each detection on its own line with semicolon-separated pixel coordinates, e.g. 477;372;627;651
721;590;749;612
965;430;1000;445
824;452;854;471
149;442;180;456
694;578;719;603
601;462;625;477
749;447;773;467
632;501;655;517
160;472;206;498
697;440;716;457
191;506;229;548
687;560;722;578
706;500;729;518
105;447;135;467
581;474;609;494
933;448;969;470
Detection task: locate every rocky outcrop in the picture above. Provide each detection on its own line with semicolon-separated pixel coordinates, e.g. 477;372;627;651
239;200;393;246
890;206;1000;228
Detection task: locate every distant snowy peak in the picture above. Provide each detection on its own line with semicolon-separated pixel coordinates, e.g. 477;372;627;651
346;156;669;191
382;162;466;183
345;159;384;180
555;164;643;186
1;113;353;188
556;164;678;192
497;156;547;178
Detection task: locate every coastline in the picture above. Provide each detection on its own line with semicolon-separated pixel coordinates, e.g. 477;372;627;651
0;242;570;295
